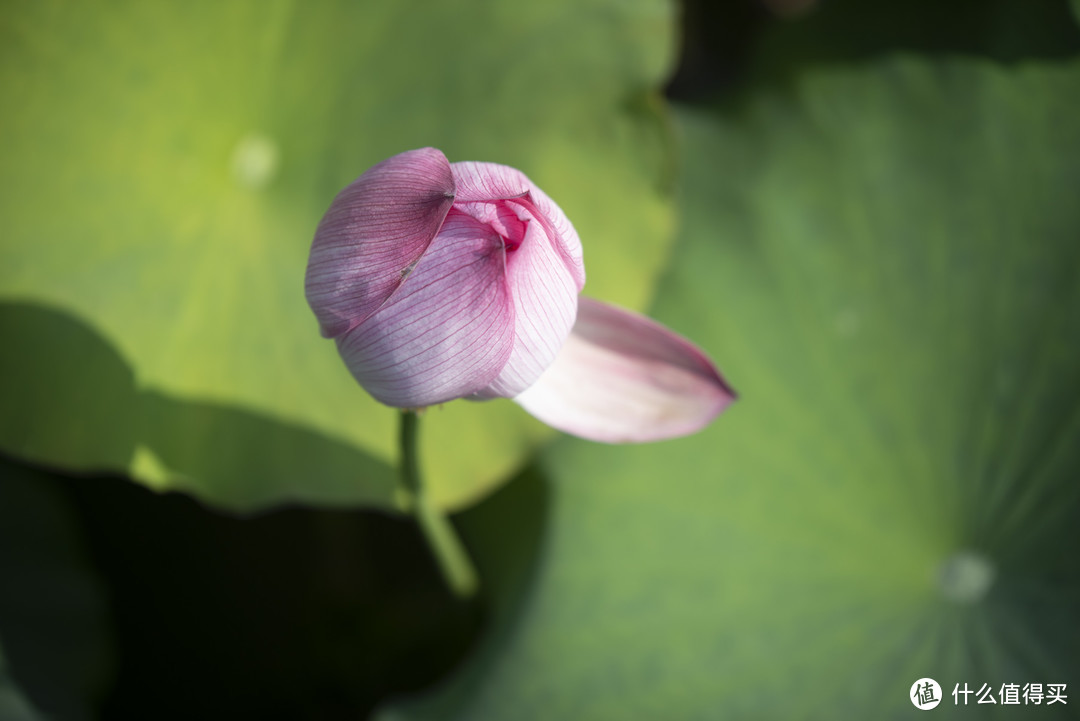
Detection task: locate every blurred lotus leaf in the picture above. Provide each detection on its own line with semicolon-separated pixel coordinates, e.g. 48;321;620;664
0;0;676;512
377;56;1080;720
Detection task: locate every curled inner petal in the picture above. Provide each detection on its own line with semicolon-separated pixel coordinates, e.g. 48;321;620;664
451;161;585;291
472;209;579;399
455;200;528;253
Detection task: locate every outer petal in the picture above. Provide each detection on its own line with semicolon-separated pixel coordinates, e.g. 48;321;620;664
335;211;514;408
306;148;456;338
514;297;735;442
451;161;585;291
472;205;579;399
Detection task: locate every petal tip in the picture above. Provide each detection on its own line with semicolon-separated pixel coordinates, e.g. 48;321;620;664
513;297;735;444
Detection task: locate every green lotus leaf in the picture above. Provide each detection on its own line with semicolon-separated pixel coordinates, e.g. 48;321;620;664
0;0;675;512
378;56;1080;720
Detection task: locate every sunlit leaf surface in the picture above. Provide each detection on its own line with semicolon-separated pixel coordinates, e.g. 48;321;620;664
379;57;1080;720
0;0;675;512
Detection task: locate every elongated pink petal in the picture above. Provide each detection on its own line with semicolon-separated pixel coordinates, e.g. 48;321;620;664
451;161;585;290
335;211;514;408
306;148;456;338
514;297;735;442
472;207;579;399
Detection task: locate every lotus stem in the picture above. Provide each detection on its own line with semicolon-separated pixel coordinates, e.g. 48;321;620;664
399;409;479;598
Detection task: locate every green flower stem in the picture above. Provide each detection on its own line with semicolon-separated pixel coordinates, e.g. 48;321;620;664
399;410;479;598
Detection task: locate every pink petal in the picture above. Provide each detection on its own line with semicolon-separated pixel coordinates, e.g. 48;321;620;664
514;297;735;442
523;181;585;291
306;148;456;338
335;211;515;408
451;161;585;291
471;205;580;399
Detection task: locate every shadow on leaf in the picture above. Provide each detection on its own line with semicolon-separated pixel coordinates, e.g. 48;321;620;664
0;301;397;512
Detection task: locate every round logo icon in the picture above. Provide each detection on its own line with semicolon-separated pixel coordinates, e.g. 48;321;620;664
910;678;942;710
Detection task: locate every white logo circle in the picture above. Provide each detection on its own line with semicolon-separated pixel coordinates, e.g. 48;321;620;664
910;678;942;710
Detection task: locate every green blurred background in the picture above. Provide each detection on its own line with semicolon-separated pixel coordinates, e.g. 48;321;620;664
1;0;1079;718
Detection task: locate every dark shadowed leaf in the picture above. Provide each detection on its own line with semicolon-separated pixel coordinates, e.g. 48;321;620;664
0;459;112;721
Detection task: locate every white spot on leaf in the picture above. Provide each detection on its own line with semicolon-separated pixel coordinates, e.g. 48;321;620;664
231;133;280;189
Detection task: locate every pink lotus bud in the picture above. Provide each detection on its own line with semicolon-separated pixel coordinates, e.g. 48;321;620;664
305;148;734;442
